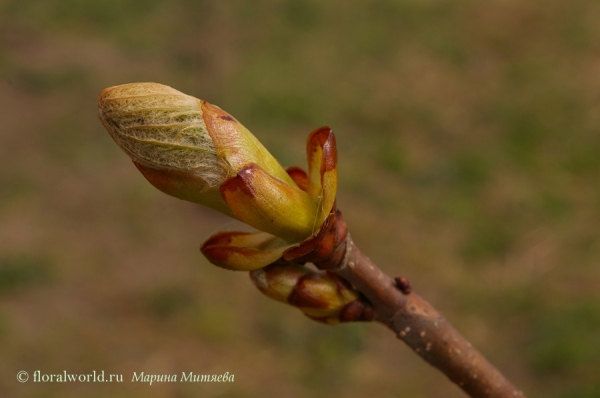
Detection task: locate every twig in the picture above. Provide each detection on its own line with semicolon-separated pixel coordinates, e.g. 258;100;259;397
323;233;526;397
274;207;526;397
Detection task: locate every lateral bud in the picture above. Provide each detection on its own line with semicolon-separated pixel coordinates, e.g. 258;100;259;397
249;263;372;324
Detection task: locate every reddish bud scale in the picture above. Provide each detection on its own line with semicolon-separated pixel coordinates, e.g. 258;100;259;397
220;166;257;199
250;262;369;324
288;274;335;309
283;209;348;270
285;166;310;192
258;206;375;324
340;299;375;322
307;127;337;173
201;231;287;271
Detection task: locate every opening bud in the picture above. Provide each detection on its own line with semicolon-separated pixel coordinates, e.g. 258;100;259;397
99;83;324;243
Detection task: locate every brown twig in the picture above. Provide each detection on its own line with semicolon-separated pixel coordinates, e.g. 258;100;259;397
287;210;526;398
337;237;525;398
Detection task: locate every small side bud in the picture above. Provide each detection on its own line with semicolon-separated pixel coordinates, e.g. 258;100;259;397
394;276;412;295
250;263;367;323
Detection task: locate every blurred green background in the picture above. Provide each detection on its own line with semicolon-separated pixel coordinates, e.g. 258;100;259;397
1;0;599;397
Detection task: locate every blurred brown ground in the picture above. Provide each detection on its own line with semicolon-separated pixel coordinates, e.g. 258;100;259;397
0;1;599;397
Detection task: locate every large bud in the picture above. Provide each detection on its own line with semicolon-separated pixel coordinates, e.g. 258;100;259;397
98;83;319;243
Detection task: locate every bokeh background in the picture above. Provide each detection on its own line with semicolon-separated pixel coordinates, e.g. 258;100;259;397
1;1;599;397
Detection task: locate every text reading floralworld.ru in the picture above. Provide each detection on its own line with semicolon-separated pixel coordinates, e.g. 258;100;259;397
17;370;234;385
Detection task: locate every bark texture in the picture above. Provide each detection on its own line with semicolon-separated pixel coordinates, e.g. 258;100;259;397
332;237;526;398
